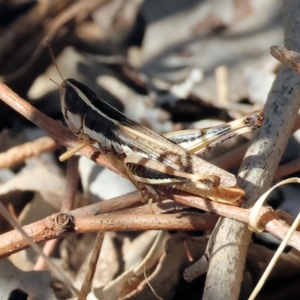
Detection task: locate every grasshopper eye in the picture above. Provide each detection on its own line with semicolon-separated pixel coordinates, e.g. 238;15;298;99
59;79;90;136
62;79;80;111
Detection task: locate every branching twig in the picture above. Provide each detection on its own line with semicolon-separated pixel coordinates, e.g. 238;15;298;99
0;210;219;258
1;189;300;257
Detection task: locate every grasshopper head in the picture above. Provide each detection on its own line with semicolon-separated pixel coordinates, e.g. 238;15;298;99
59;78;87;136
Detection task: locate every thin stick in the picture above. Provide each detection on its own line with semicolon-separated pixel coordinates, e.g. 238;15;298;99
80;232;105;297
216;65;229;106
0;136;59;169
275;157;300;179
270;45;300;73
34;156;80;270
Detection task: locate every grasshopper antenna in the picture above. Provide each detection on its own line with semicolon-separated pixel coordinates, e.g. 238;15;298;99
49;78;60;88
46;38;65;82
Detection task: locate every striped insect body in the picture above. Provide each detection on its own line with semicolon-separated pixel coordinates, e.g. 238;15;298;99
51;49;264;205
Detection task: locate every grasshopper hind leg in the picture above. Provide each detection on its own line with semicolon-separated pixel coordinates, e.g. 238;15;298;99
124;166;160;213
139;184;160;214
133;181;160;213
133;178;161;209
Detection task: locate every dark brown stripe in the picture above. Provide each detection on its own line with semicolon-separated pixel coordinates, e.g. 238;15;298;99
66;78;128;123
167;131;204;144
127;163;188;181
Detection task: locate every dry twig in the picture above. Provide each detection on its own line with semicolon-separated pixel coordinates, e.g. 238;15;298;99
80;231;105;297
1;188;300;257
203;1;300;299
0;136;59;169
34;156;80;271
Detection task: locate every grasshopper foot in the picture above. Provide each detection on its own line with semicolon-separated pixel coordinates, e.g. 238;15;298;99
138;184;161;213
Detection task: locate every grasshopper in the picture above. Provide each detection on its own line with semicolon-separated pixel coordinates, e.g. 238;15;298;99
51;54;263;205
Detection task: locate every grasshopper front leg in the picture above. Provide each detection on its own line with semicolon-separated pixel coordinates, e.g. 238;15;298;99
59;134;94;162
